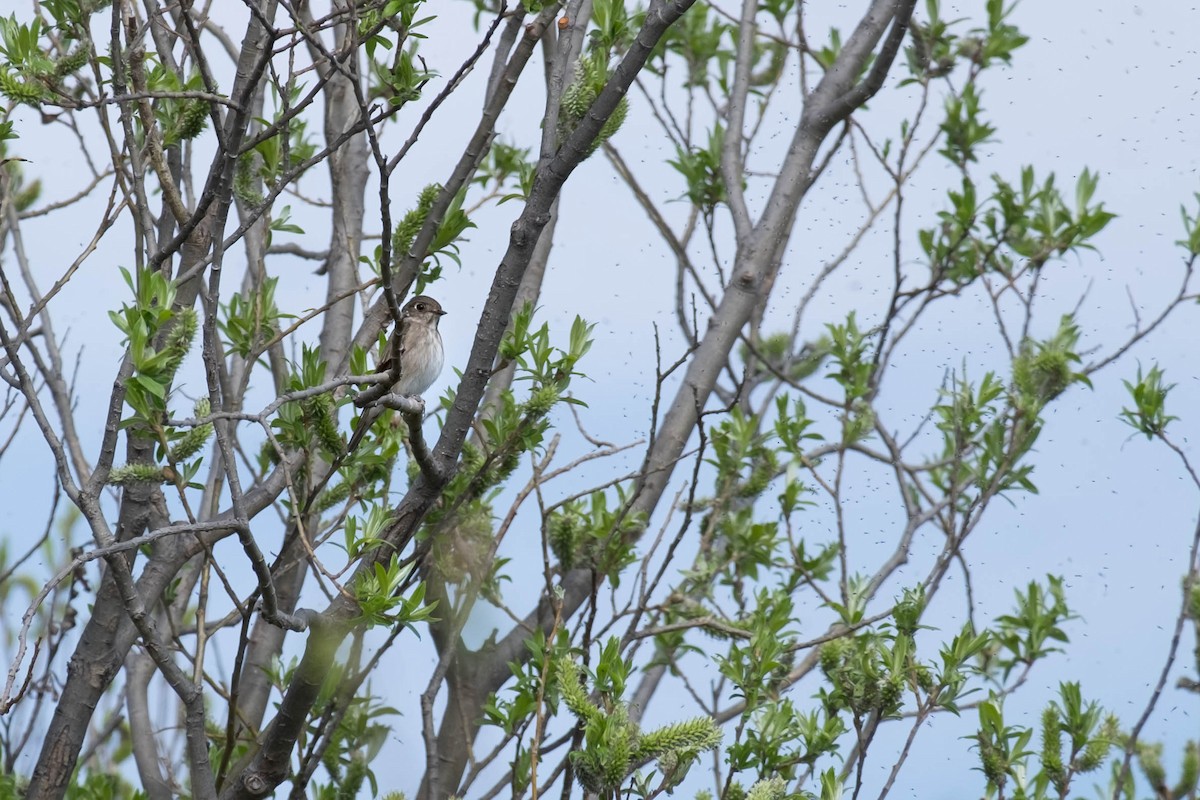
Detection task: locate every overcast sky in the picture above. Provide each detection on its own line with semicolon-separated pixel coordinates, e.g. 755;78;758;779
2;1;1198;796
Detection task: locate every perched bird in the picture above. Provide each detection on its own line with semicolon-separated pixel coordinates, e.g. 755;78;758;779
296;295;446;519
376;295;447;398
342;295;447;458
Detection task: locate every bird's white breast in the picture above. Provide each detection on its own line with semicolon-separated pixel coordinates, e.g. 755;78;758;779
395;323;444;397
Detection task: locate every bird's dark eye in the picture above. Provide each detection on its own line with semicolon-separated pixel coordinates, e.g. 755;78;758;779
416;303;426;311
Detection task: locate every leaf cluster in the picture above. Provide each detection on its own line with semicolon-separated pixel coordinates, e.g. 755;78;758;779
975;682;1116;800
0;12;92;106
921;167;1115;291
556;642;722;798
353;556;436;629
904;0;1028;86
558;50;629;158
385;183;475;292
1120;363;1178;440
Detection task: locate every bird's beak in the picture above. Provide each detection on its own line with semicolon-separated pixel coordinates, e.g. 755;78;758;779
437;309;447;316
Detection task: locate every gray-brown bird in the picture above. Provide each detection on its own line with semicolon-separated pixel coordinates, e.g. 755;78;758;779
299;296;447;515
344;294;446;456
376;295;446;398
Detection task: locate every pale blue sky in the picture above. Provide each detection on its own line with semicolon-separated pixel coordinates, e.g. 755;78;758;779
1;1;1198;796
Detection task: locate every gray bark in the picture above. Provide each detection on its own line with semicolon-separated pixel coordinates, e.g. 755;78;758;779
233;8;370;739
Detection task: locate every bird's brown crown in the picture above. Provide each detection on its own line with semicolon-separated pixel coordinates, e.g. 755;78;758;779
403;295;446;317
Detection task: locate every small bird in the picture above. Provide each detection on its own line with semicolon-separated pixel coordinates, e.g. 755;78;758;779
343;295;446;457
376;295;447;398
296;296;446;518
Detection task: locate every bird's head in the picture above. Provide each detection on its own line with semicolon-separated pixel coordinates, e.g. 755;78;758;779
402;295;447;326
